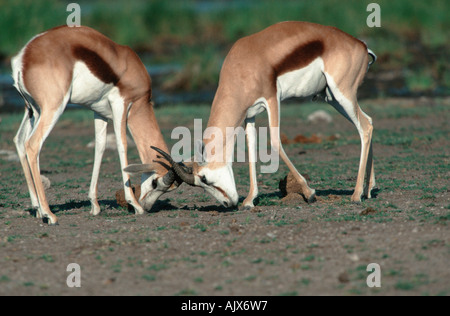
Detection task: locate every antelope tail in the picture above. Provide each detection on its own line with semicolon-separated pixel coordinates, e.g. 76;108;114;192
368;48;377;66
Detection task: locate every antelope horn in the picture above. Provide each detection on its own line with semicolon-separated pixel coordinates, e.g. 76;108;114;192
151;159;176;186
162;169;176;186
151;146;196;186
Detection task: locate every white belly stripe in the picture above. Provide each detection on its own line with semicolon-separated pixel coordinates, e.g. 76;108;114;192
277;57;326;101
70;61;118;120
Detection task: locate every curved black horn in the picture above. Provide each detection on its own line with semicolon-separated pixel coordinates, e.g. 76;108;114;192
162;169;176;186
153;159;171;172
151;146;196;186
151;160;176;186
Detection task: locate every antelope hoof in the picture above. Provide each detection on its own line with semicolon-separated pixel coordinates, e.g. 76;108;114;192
241;197;256;211
305;190;317;204
351;188;364;203
134;207;145;215
47;216;59;226
351;195;362;204
90;205;101;216
240;204;254;211
364;187;375;199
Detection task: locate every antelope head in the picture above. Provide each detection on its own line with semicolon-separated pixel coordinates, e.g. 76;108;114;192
149;146;239;208
123;158;181;211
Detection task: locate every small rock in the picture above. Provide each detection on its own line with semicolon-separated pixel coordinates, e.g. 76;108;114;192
103;277;116;285
327;134;341;141
348;253;360;262
250;207;262;213
280;133;291;145
338;272;350;283
320;194;342;204
307;110;333;124
360;207;378;216
0;150;19;162
293;134;322;144
87;133;136;150
229;224;242;234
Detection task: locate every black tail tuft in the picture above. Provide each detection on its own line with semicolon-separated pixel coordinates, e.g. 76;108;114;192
368;49;377;66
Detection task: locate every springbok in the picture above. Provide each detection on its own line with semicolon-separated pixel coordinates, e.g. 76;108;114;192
11;25;179;225
150;21;377;209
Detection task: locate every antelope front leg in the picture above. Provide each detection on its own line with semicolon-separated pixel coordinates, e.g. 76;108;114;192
242;118;258;209
89;114;108;215
111;99;145;215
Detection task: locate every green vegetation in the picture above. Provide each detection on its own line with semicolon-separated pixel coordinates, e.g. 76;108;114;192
2;0;448;56
1;0;448;92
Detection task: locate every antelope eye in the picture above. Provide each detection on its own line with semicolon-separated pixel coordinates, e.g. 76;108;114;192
152;178;158;189
200;175;208;185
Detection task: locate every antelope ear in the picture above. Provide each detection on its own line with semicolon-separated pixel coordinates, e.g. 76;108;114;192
123;164;156;175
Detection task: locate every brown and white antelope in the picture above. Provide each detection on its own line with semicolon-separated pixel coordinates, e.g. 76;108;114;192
12;25;179;225
151;21;377;209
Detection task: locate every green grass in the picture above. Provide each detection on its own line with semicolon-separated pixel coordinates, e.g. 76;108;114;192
1;98;448;221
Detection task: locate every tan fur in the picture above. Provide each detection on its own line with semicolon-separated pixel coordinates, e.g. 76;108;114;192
197;21;375;206
13;26;169;224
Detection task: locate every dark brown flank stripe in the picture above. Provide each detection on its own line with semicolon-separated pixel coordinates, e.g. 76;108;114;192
273;40;324;78
72;45;120;85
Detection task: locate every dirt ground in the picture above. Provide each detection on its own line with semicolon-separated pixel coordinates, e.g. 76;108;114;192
0;97;449;296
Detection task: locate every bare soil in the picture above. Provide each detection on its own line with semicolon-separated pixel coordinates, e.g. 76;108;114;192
0;98;449;296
